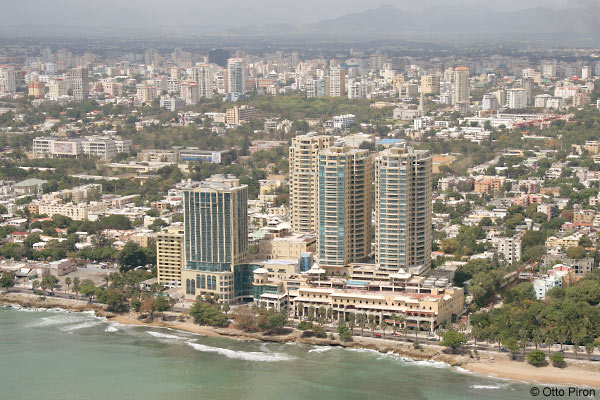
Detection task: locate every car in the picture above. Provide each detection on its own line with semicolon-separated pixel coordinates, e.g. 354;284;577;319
590;357;600;362
499;346;508;352
374;333;382;338
392;332;401;337
68;296;75;299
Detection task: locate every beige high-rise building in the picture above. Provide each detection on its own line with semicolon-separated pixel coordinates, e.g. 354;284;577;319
452;67;470;105
326;67;346;97
289;134;334;234
420;74;440;95
375;145;432;273
191;63;213;98
156;225;185;288
317;144;373;274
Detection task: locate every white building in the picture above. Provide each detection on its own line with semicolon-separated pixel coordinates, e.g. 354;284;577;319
506;88;527;109
333;114;356;130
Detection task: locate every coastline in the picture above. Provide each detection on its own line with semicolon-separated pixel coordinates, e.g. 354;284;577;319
3;291;600;388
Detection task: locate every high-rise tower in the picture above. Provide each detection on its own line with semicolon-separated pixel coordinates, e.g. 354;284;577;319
375;145;432;273
317;144;373;274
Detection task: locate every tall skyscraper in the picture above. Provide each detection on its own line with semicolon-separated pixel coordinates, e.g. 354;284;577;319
375;145;432;273
326;67;346;97
208;49;229;68
191;64;213;99
318;144;373;274
227;58;246;99
289;134;334;234
452;67;470;105
181;175;248;303
70;67;89;102
0;66;16;94
156;225;185;288
522;77;535;106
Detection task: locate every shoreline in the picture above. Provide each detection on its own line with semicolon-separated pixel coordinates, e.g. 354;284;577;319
3;292;600;388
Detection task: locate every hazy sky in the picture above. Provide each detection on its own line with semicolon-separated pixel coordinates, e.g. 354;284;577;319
2;0;584;28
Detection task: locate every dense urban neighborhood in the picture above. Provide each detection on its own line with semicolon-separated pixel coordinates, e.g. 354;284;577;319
2;32;600;395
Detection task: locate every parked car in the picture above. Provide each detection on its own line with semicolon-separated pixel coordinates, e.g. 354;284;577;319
374;333;382;338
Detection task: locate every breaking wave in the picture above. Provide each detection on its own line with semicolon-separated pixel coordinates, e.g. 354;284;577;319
186;341;296;362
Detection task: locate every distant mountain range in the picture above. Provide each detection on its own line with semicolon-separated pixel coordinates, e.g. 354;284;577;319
1;3;598;42
227;4;600;41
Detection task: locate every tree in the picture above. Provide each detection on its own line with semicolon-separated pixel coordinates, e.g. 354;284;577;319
232;306;257;331
189;298;228;327
0;272;15;292
103;290;127;312
441;329;467;353
79;279;97;301
358;313;367;336
503;337;520;360
41;275;59;294
584;342;596;361
72;277;80;298
117;242;149;270
550;352;566;368
380;318;388;339
32;280;40;294
527;350;547;367
338;323;352;342
64;277;72;293
566;246;587;260
154;296;171;320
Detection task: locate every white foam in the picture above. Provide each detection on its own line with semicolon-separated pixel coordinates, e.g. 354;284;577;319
147;331;184;340
31;315;85;327
105;326;118;332
186;341;296;362
308;346;332;353
470;384;509;390
60;321;102;332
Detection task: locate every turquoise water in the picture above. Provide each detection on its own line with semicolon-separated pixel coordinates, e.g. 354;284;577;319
0;306;550;400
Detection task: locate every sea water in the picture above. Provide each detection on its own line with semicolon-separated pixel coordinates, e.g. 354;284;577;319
0;306;557;400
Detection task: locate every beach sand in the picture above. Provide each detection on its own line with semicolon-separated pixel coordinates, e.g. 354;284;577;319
463;357;600;387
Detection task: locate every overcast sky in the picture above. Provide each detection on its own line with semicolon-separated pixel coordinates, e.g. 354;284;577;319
2;0;585;28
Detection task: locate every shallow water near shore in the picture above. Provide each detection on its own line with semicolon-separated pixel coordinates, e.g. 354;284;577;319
0;307;561;400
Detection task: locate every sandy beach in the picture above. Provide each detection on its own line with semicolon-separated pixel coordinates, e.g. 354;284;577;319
3;291;600;388
463;358;600;387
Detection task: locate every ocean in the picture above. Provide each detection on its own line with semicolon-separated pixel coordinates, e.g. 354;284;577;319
0;306;545;400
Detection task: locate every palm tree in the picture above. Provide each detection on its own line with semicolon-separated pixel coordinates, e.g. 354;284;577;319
64;277;72;294
348;313;355;335
369;319;377;337
380;318;388;339
326;307;333;323
403;325;410;342
103;275;110;289
72;277;80;298
222;303;230;317
358;313;367;336
415;320;420;341
421;322;431;339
